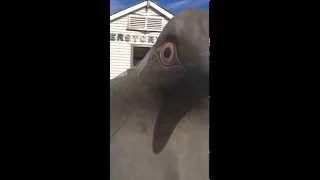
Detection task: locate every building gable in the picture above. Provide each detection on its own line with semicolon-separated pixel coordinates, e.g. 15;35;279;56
109;1;173;79
110;0;173;22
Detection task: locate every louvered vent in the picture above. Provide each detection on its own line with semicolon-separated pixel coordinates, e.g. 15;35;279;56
147;18;162;31
128;15;162;31
128;16;146;30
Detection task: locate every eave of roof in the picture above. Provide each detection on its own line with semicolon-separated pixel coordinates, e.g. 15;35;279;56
110;0;173;22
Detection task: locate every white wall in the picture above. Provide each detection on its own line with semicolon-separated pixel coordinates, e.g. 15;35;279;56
110;7;170;79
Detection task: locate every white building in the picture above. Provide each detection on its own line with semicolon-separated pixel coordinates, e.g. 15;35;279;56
110;0;173;79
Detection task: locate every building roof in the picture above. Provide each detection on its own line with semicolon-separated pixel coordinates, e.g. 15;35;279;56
110;0;174;22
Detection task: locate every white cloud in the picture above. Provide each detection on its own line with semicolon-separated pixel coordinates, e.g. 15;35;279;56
165;0;192;10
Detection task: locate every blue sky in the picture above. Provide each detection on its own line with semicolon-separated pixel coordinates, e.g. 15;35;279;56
110;0;209;15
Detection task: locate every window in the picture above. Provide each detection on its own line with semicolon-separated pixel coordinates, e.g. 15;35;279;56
132;46;151;66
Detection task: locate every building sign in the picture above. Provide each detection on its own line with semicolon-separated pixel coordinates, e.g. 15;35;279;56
110;33;158;44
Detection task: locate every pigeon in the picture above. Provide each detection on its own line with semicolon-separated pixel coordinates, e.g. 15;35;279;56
110;9;209;180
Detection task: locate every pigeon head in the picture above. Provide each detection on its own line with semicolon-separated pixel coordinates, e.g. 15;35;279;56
137;9;209;91
135;9;210;154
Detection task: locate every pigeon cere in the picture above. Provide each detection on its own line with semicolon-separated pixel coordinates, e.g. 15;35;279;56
110;8;209;180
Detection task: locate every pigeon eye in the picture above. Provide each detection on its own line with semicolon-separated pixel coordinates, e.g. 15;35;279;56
160;42;176;66
164;47;171;58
